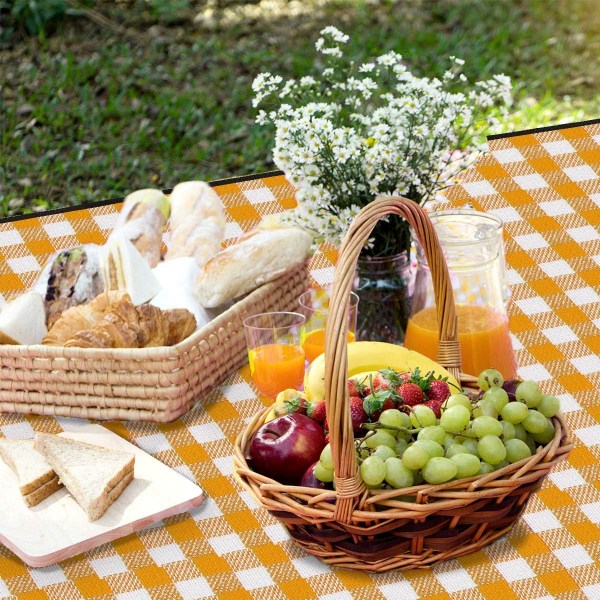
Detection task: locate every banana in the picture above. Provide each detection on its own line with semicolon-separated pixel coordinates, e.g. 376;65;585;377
304;341;460;401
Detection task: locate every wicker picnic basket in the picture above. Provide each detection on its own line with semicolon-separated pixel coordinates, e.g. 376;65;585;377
0;265;309;423
233;197;573;571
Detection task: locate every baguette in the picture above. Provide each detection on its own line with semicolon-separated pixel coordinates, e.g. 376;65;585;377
196;226;313;308
164;181;226;268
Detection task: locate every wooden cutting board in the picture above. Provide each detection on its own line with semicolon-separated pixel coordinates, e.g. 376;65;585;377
0;424;204;567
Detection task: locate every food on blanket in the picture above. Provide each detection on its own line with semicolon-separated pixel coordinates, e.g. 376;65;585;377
100;233;161;305
303;371;563;491
304;342;460;403
63;294;195;348
196;225;313;308
35;245;103;328
0;439;62;507
109;188;169;267
34;434;135;521
165;181;226;268
42;291;124;346
248;413;326;485
0;291;47;345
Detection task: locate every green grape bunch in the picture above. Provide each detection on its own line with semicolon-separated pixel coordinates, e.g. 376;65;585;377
313;369;562;493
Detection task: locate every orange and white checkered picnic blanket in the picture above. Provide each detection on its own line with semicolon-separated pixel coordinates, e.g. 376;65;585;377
0;120;599;599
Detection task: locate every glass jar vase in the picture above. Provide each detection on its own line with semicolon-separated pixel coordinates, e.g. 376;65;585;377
353;251;414;344
403;209;517;379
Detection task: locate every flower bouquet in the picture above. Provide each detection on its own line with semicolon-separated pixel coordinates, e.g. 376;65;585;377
253;26;513;342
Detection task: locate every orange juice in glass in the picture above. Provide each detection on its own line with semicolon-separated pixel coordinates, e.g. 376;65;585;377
244;312;306;398
298;289;359;363
404;209;516;379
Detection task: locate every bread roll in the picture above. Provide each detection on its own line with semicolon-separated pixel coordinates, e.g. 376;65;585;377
196;226;313;308
165;181;225;268
110;189;169;267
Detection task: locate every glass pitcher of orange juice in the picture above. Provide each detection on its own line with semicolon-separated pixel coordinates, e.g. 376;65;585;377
403;209;517;379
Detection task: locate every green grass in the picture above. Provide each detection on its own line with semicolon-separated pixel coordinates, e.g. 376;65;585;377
1;0;598;215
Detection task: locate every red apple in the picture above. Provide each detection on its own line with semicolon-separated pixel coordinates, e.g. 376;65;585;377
248;413;326;484
300;462;329;490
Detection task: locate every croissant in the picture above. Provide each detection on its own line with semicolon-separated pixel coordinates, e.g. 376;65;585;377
43;291;125;346
64;294;196;349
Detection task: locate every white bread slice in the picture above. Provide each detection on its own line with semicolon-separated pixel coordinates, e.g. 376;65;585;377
24;475;61;507
0;291;47;345
34;434;135;521
0;438;62;506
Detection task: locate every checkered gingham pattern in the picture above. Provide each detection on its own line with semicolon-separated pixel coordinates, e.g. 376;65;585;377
0;120;599;600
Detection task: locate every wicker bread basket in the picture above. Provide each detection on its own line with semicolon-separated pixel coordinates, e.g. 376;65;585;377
233;197;572;571
0;265;309;423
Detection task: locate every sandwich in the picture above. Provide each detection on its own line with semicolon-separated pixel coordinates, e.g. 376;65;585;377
0;439;62;507
100;233;162;306
109;188;169;267
34;245;104;328
34;434;135;521
0;291;47;345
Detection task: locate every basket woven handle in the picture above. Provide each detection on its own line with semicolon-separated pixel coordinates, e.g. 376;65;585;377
324;196;461;523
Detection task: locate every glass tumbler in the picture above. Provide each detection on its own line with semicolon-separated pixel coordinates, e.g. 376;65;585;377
298;289;359;363
243;312;306;398
403;209;517;379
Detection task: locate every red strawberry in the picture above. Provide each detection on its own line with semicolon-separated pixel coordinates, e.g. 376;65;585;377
283;395;309;415
398;382;424;406
427;379;451;405
372;369;405;393
423;398;445;418
348;377;368;398
374;398;395;421
372;372;391;392
308;400;327;424
363;389;398;421
349;396;367;432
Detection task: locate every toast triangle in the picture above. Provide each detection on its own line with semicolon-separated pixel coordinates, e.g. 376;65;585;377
34;434;135;521
0;438;61;506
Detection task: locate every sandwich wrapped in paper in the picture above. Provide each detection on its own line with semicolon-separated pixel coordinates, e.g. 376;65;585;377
34;245;103;328
100;233;161;306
